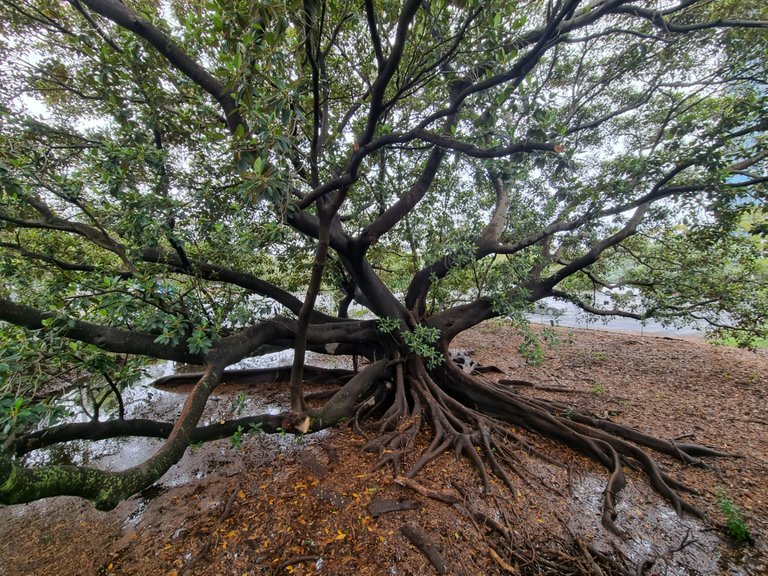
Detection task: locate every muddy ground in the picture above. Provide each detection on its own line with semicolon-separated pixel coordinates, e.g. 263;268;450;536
0;323;766;575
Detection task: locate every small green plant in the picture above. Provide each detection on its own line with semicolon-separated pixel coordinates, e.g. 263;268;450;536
488;316;514;328
376;318;444;369
562;405;574;419
186;323;213;354
541;327;560;347
376;316;400;334
717;491;751;542
234;392;247;415
248;421;263;434
590;351;608;362
518;330;545;365
590;384;605;395
230;425;245;449
402;324;444;369
0;396;68;442
713;335;768;350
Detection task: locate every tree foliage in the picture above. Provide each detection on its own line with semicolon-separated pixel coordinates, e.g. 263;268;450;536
0;0;766;526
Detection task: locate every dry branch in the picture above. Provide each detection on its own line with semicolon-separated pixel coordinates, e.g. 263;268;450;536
401;523;447;575
395;476;461;504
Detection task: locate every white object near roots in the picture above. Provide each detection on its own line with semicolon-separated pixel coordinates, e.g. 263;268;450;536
448;350;479;374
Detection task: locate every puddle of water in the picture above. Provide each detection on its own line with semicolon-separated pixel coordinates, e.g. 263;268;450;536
22;348;350;528
568;474;765;575
24;350;348;477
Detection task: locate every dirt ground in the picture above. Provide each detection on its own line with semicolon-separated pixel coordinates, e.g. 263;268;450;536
1;323;766;576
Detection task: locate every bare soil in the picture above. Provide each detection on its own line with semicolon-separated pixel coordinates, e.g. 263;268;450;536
1;323;766;576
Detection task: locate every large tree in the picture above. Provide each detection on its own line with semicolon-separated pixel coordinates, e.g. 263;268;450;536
0;0;766;532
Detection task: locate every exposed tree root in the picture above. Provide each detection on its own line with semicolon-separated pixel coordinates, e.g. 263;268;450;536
464;493;628;576
353;355;736;534
5;346;736;538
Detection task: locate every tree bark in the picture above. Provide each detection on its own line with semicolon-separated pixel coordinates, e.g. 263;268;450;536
1;363;223;509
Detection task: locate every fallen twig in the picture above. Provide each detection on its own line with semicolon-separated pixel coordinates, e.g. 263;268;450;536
218;487;239;522
395;476;460;503
367;498;421;517
277;555;320;571
401;523;447;574
489;546;519;574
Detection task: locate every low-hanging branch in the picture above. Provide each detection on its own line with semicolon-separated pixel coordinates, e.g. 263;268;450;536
0;298;206;364
1;363;225;509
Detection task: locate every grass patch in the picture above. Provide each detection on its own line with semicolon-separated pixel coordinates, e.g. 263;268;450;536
712;337;768;350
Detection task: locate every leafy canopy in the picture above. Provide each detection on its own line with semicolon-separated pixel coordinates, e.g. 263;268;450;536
0;0;766;415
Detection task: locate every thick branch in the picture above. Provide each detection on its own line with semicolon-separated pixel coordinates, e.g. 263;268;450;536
78;0;243;133
480;171;511;245
357;0;422;147
0;363;224;509
364;0;385;71
428;298;497;343
413;131;560;158
0;241;99;272
551;289;646;320
15;412;315;456
539;204;650;293
312;359;391;427
0;298;205;364
4;195;135;271
357;144;446;254
290;211;333;411
616;4;768;33
138;247;319;320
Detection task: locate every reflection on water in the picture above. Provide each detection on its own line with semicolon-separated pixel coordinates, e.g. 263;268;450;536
23;349;347;472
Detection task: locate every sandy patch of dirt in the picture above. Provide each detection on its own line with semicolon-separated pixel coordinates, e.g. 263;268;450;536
1;323;766;575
